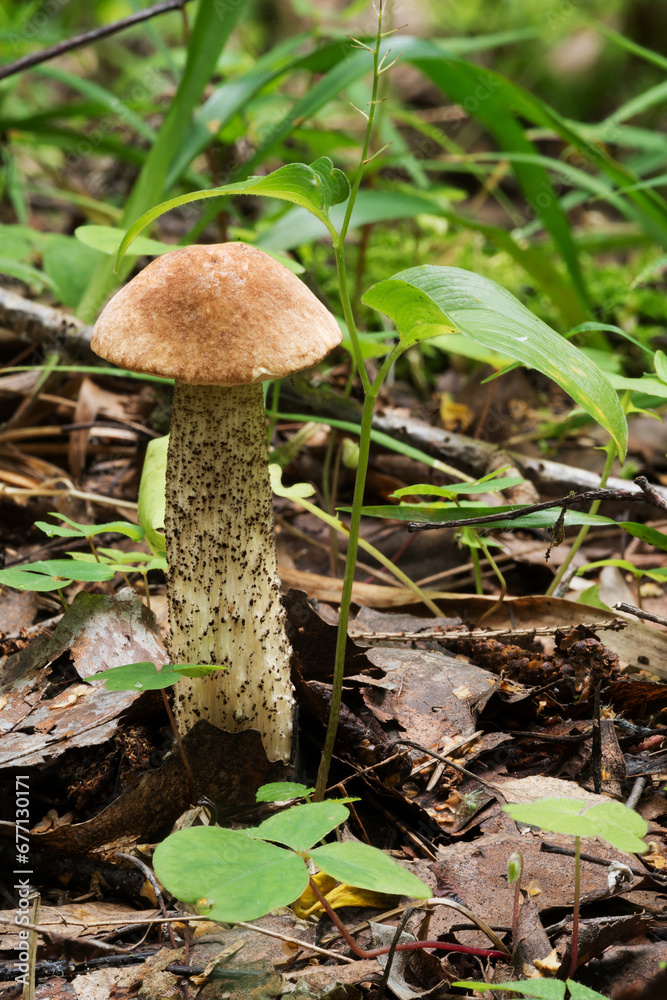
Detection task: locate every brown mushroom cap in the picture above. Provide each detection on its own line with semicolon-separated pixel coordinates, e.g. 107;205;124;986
91;243;342;385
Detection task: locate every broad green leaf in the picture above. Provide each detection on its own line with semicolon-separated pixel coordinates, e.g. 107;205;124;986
0;568;70;593
391;477;524;499
36;514;144;541
584;801;648;854
362;266;627;459
153;827;309;922
309;841;431;899
10;559;116;583
249;801;350;852
138;436;168;557
256;783;314;803
75;225;176;257
503;799;600;838
566;983;611;1000
86;662;179;691
452;981;565;1000
117;157;349;265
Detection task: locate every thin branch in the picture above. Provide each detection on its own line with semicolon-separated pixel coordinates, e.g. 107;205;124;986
407;477;667;533
0;0;194;81
615;602;667;627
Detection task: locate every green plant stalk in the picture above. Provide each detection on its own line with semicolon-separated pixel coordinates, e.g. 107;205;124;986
508;850;523;943
546;441;617;596
315;341;444;799
470;546;483;595
313;4;390;798
314;393;380;801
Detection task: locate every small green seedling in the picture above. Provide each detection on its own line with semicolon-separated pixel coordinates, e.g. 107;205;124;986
153;787;510;961
153;797;431;924
507;849;523;941
502;797;647;979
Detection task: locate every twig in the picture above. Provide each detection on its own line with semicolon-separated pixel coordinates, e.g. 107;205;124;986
615;602;667;627
115;853;176;948
372;906;413;1000
540;842;667;884
0;0;194;81
626;776;647;811
384;738;507;799
160;689;193;807
407;477;667;533
349;619;626;643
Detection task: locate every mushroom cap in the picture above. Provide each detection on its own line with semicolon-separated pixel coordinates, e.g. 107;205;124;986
91;243;342;385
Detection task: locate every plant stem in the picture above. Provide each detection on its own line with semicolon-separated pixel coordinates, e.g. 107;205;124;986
568;835;581;978
160;688;193;806
546;441;617;596
306;877;505;960
471;547;483;594
314;3;392;798
314;391;376;800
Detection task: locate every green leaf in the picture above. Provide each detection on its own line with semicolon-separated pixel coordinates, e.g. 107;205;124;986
256;783;314;803
362;266;627;459
2;559;117;584
0;567;70;593
153;827;309;922
75;225;176;257
566;982;611;1000
583;801;648;854
174;663;226;678
138;436;168;557
576;558;643;579
309;842;431;899
35;514;144;541
655;350;667;384
391;476;524;499
249;801;350;852
618;522;667;552
86;661;179;691
116;157;350;265
452;981;565;1000
503;799;600;838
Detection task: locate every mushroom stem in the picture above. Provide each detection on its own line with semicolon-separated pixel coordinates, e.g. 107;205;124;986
165;381;293;762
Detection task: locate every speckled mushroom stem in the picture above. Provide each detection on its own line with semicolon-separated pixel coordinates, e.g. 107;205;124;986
165;381;293;762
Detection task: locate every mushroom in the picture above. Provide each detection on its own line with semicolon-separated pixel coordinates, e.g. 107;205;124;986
91;243;341;762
